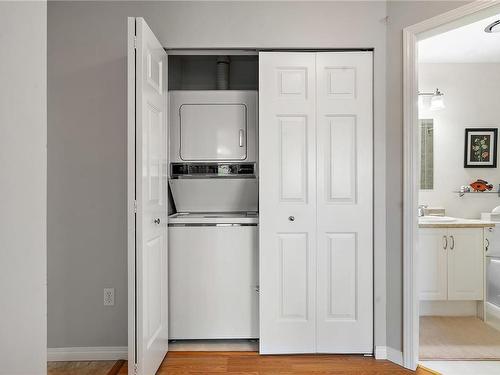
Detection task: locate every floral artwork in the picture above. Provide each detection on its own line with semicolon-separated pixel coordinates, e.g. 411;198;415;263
464;128;498;168
470;135;490;162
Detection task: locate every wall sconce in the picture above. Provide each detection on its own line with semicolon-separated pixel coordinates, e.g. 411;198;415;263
419;88;445;111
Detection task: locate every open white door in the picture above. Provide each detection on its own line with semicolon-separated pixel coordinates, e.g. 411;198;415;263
128;17;168;375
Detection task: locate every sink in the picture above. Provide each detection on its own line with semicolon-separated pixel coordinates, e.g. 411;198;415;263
419;216;457;223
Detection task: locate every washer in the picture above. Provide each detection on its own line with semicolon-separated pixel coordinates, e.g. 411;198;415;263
168;212;259;339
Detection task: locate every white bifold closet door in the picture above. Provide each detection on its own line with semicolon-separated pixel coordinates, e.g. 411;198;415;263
315;52;373;353
128;17;169;375
259;51;373;354
259;53;317;354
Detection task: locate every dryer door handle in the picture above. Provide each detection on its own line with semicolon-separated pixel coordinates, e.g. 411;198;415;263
239;129;244;147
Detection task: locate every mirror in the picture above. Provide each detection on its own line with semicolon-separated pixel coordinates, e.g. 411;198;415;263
420;119;434;190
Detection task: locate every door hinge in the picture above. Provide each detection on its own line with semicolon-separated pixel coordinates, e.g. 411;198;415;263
133;200;137;213
134;363;138;375
134;36;137;49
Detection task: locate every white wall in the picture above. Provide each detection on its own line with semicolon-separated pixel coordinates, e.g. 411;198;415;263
419;63;500;218
0;1;47;374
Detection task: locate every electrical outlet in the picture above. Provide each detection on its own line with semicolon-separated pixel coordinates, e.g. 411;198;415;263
104;288;115;306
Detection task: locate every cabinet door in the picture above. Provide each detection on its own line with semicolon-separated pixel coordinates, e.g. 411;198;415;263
418;229;448;300
448;228;484;300
315;52;373;353
259;52;317;354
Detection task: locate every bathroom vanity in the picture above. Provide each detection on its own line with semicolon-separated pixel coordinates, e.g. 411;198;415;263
418;218;494;302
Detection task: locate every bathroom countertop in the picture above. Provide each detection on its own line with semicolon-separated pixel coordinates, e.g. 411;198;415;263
419;218;495;228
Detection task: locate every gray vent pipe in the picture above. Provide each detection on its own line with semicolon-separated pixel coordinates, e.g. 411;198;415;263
216;56;230;90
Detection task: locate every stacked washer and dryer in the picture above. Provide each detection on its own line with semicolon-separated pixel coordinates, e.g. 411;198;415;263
167;90;259;340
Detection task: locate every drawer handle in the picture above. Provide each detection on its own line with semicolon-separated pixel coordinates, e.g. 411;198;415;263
486;238;490;252
288;216;295;222
154;218;161;225
450;235;455;250
443;235;448;250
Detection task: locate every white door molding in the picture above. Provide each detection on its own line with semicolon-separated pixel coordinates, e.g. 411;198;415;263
402;0;500;370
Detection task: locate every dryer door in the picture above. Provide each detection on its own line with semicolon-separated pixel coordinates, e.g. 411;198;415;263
180;103;247;161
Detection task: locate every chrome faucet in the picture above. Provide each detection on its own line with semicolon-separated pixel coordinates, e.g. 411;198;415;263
418;205;428;217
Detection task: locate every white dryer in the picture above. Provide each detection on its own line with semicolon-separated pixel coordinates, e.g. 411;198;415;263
169;90;257;163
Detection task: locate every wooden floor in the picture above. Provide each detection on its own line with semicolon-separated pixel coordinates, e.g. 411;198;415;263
115;352;416;374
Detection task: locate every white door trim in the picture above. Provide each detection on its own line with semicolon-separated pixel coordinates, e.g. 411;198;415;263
127;16;137;372
402;0;500;370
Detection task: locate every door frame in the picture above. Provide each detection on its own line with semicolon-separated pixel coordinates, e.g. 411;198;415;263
127;16;137;372
402;0;500;369
128;30;384;365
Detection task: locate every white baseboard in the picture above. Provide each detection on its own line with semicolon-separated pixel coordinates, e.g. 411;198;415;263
47;346;127;361
387;347;403;366
375;346;387;360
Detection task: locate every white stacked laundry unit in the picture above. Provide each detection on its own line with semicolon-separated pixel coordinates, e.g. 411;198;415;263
168;90;259;340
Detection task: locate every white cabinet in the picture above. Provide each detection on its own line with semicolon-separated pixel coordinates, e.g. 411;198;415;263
418;229;448;300
448;228;484;300
259;52;373;354
418;228;484;301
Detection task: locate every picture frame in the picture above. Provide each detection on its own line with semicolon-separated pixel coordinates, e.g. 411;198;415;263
464;128;498;168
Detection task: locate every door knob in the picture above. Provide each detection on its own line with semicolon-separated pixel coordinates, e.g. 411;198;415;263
288;216;295;222
154;218;161;225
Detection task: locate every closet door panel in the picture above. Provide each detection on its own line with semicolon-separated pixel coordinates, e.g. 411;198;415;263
316;52;373;353
259;52;317;354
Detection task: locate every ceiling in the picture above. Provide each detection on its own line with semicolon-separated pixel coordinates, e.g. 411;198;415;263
418;14;500;63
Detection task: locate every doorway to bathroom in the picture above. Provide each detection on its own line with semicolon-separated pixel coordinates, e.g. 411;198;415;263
403;2;500;374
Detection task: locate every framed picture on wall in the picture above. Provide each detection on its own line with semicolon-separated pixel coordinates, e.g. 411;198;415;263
464;128;498;168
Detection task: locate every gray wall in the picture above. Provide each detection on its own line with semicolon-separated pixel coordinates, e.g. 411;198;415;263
384;0;470;351
1;2;47;373
48;0;468;352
